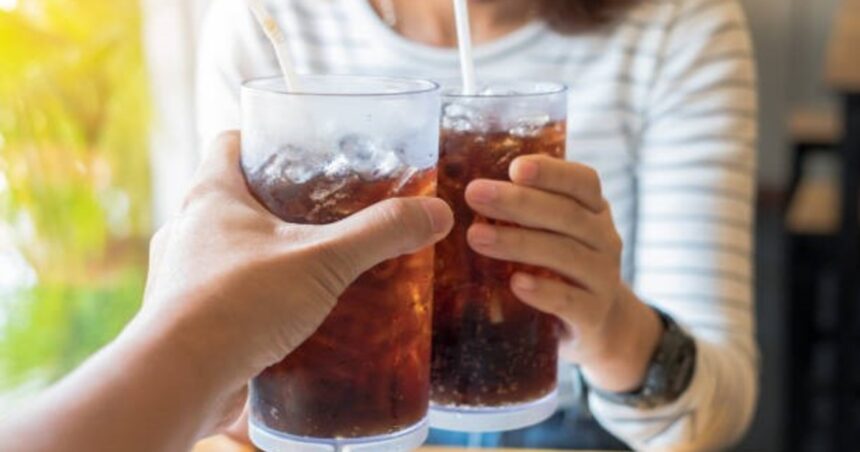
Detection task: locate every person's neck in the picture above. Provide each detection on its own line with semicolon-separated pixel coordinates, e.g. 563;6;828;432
370;0;535;48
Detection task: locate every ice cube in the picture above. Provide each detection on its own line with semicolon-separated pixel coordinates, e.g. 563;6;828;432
442;102;486;133
324;153;352;178
492;136;524;170
370;149;404;179
253;145;321;184
339;134;377;162
510;114;551;137
309;176;351;203
338;134;386;176
338;134;405;179
389;166;419;195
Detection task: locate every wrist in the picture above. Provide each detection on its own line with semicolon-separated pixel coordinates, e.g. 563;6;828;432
133;292;270;385
122;307;247;402
581;286;663;392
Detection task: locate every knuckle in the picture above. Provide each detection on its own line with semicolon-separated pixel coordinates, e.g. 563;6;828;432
562;286;577;307
606;227;623;254
510;228;529;251
150;225;168;249
378;198;427;249
381;198;417;227
506;184;528;209
214;130;240;149
306;240;358;291
558;287;579;318
181;180;221;211
584;167;603;202
564;199;585;224
564;237;583;259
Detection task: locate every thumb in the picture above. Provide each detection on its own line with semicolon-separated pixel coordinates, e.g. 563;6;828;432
322;197;453;275
183;131;264;212
193;131;245;189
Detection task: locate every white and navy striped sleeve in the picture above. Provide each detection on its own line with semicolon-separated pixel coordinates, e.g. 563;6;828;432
587;0;759;450
196;0;273;151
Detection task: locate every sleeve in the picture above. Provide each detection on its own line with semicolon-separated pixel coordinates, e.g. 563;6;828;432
588;1;759;450
196;0;274;151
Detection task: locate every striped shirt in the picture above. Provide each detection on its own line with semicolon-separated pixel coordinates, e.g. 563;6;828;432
197;0;759;449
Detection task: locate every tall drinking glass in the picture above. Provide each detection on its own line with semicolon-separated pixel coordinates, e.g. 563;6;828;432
430;81;568;432
241;75;441;451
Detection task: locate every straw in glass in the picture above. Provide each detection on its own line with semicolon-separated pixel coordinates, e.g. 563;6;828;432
245;0;299;91
452;0;477;95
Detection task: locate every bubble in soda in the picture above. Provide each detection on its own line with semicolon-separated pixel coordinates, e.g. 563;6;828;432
432;118;566;407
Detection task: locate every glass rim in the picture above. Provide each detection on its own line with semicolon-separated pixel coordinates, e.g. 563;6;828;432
441;80;568;99
242;74;440;98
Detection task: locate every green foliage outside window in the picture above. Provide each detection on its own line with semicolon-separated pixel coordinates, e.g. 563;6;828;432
0;0;152;393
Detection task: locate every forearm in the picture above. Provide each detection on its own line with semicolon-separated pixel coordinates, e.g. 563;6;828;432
0;315;233;452
589;337;758;451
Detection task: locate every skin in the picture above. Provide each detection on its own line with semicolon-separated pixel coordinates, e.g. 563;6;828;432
372;0;664;393
0;132;454;452
0;4;665;448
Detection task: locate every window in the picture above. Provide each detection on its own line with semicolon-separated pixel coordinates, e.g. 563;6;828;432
0;0;151;401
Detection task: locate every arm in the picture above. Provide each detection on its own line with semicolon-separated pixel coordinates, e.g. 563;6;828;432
462;0;757;449
0;133;453;452
0;315;239;452
588;0;758;449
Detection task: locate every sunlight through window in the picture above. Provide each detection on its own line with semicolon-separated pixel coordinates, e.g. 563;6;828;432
0;0;17;12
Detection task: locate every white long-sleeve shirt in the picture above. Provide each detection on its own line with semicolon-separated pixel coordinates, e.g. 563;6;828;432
197;0;759;450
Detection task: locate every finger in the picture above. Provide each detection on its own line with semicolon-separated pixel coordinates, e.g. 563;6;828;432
183;131;251;208
510;273;599;326
223;400;250;445
510;155;605;213
465;179;604;250
467;223;604;291
322;197;454;275
143;222;174;300
195;131;244;187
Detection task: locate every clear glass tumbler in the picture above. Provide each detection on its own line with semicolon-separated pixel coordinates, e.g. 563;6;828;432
241;75;441;451
430;81;568;432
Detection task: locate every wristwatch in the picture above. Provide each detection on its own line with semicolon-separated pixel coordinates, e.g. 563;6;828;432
587;307;697;409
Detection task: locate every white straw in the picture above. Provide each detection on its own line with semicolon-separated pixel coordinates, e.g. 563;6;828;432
452;0;477;95
245;0;299;91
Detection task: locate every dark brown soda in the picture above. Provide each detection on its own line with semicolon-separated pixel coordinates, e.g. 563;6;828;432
431;121;566;407
246;165;436;438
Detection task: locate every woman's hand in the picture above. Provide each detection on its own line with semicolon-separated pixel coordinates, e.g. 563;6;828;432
136;131;454;434
464;155;663;392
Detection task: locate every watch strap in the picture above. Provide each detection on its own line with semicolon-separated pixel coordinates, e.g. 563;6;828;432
587;307;697;409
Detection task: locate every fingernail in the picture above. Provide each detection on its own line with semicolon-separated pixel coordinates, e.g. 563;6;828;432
468;224;497;246
421;198;453;234
513;274;537;292
468;181;499;204
514;160;539;183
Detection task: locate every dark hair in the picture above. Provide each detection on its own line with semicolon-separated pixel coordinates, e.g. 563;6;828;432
538;0;638;32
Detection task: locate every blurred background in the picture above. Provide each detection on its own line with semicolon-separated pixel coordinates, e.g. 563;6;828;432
1;0;858;451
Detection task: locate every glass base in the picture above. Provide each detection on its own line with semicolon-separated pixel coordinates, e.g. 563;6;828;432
249;417;429;452
428;389;559;432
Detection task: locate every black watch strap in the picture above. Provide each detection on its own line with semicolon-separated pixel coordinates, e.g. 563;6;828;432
588;307;697;409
